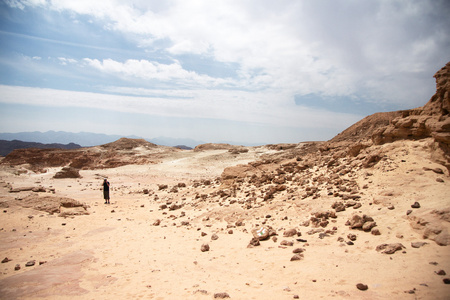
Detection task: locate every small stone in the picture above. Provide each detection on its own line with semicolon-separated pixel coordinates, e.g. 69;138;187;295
292;248;304;254
25;260;35;267
248;237;260;247
1;257;11;263
347;241;354;245
436;270;446;276
290;254;303;261
411;202;420;209
281;240;294;246
211;233;219;240
293;295;299;299
228;230;233;234
371;228;381;235
362;221;377;232
347;233;357;241
283;228;297;237
411;241;427;248
356;283;368;290
376;243;405;254
443;278;450;284
201;244;210;252
214;292;230;298
153;219;161;226
201;232;207;236
14;264;20;270
406;210;412;215
436;178;444;183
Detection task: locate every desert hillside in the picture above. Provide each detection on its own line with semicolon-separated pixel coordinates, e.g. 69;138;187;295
0;63;449;299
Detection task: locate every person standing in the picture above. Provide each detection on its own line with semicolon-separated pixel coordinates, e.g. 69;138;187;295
103;178;110;204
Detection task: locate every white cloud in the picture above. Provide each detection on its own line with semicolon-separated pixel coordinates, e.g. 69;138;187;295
82;58;233;87
4;0;450;109
0;85;361;130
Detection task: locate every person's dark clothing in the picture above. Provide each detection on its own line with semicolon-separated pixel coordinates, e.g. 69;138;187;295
103;180;110;203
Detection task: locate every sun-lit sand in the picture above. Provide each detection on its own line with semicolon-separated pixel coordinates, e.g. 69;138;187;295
0;138;449;299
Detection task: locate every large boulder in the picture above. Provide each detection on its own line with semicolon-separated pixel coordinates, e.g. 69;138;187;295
53;166;81;179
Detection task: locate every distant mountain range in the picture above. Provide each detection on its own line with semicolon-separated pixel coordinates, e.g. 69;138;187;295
0;140;81;156
0;131;204;149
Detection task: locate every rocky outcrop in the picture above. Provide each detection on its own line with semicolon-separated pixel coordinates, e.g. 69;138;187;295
372;62;450;172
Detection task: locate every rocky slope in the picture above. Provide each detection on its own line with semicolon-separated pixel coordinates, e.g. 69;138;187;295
0;138;178;172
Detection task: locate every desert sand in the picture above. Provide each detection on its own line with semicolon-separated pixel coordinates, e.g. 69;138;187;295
0;138;449;300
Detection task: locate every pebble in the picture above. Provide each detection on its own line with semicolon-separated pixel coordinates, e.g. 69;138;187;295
14;264;20;270
201;244;210;252
1;257;11;263
436;270;446;276
290;254;303;261
25;260;35;267
214;292;230;298
411;202;420;209
356;283;368;291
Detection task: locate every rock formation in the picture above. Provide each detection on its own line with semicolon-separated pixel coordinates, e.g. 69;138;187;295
372;62;450;171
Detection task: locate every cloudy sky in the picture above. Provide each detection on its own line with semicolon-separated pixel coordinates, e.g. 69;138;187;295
0;0;449;145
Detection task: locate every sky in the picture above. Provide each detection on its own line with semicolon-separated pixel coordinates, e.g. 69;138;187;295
0;0;449;145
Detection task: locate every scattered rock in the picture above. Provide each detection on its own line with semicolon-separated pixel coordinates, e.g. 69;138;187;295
200;244;210;252
283;228;297;237
25;260;35;267
443;278;450;284
411;202;421;209
153;219;161;226
214;292;230;298
436;270;446;276
356;283;368;291
292;248;304;254
248;237;261;247
1;257;11;263
376;243;405;254
362;221;377;232
371;228;381;235
14;264;20;271
251;226;276;241
411;241;427;248
280;240;294;246
347;233;357;241
290;254;304;261
211;233;219;240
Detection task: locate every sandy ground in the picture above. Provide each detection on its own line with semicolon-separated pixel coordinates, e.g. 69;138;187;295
0;142;449;299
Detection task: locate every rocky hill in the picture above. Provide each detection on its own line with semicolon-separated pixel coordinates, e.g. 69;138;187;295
330;61;450;172
0;138;178;172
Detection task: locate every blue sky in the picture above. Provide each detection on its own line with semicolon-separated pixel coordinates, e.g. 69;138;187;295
0;0;449;145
